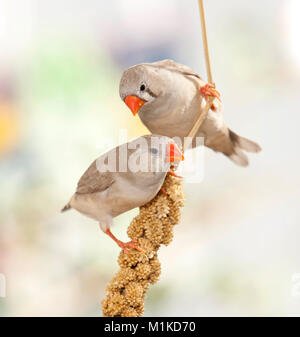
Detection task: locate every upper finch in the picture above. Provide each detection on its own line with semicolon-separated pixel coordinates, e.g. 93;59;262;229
120;59;261;167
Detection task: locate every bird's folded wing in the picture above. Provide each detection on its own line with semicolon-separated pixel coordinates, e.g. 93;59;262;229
148;59;203;81
76;160;114;194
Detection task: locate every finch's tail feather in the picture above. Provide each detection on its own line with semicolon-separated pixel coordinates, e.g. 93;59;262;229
61;202;71;212
229;148;249;167
228;129;261;167
229;129;262;153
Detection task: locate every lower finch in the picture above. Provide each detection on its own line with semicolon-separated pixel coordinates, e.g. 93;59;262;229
61;135;183;253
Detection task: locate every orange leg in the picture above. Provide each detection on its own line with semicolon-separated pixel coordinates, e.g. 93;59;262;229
105;228;145;255
200;83;221;102
160;187;168;196
168;170;183;179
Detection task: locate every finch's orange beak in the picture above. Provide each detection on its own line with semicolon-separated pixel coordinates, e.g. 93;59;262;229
166;142;184;162
124;95;146;116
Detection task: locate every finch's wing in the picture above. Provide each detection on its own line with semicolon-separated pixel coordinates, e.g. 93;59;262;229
76;160;114;195
148;59;203;80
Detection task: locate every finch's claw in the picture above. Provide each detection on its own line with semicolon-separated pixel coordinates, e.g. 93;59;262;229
118;240;146;255
168;170;183;179
160;187;168;196
200;83;221;102
105;228;146;255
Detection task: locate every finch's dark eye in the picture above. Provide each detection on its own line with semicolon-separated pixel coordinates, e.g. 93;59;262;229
140;84;146;91
150;148;158;155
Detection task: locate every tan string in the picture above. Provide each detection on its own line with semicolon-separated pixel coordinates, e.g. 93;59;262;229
186;0;215;146
198;0;213;84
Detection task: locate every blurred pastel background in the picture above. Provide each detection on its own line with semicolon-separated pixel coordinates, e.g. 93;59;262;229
0;0;299;316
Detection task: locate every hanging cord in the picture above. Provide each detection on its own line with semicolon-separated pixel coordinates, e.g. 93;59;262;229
186;0;215;143
198;0;213;84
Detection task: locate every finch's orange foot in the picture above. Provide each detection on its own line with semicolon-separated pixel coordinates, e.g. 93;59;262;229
160;187;168;196
105;228;145;255
118;240;146;255
168;170;183;179
200;83;221;102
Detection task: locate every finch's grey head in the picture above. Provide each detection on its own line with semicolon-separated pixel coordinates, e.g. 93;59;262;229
124;134;184;174
119;63;170;118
